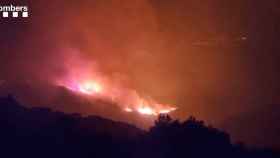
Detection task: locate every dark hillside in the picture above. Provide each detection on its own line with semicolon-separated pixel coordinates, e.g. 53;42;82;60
0;95;279;158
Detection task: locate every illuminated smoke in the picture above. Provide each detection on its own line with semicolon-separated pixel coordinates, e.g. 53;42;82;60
56;48;177;116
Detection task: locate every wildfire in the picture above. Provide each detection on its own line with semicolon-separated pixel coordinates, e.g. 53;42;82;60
55;48;177;117
79;81;102;94
137;106;156;115
58;78;176;116
124;107;133;112
124;106;176;116
122;96;177;116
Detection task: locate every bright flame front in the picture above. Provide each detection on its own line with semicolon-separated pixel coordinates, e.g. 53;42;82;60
79;81;102;94
137;107;156;115
55;48;177;117
58;77;176;116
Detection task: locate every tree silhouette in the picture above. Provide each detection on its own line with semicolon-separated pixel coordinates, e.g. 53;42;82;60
0;95;279;158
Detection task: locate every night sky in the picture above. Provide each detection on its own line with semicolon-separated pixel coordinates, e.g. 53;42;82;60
1;0;280;148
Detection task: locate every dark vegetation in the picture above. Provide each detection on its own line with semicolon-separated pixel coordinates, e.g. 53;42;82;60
0;95;279;158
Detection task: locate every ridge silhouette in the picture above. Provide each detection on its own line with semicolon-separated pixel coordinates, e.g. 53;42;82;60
0;95;279;158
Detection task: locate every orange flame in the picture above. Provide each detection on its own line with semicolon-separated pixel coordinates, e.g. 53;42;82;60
59;79;177;116
55;48;177;117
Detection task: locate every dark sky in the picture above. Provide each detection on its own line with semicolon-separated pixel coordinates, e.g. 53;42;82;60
0;0;280;148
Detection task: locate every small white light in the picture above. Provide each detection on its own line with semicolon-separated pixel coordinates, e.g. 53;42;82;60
12;12;18;17
3;12;8;17
22;12;28;17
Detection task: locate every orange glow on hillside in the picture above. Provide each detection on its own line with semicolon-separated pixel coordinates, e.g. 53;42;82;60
59;78;177;116
55;50;177;117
